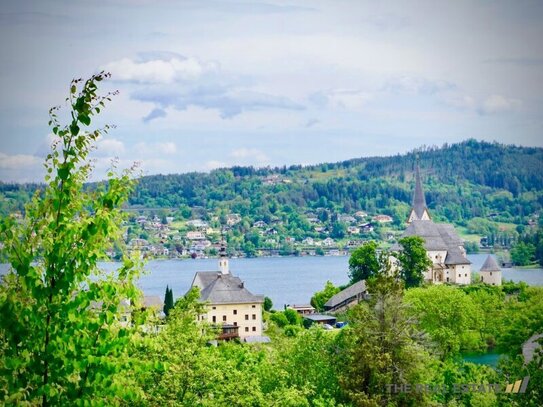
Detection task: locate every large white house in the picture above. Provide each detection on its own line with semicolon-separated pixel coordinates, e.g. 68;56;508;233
395;165;472;285
189;247;264;340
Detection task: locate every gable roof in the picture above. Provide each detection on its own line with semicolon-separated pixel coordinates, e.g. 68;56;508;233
480;255;501;272
324;280;367;309
191;271;264;305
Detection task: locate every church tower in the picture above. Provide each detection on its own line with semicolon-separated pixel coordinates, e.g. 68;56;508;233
218;241;229;274
407;162;431;224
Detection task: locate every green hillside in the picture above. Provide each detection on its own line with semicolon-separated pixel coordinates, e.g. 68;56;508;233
1;139;542;258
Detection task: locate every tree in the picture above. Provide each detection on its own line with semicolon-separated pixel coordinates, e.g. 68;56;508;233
510;241;536;266
0;73;146;405
339;274;433;406
163;285;174;317
348;241;380;284
310;280;340;312
396;236;432;288
264;296;273;312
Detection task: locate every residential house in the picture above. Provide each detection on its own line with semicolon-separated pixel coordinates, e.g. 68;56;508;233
189;248;264;340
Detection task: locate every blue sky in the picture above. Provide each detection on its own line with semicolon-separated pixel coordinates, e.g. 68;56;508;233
1;0;542;182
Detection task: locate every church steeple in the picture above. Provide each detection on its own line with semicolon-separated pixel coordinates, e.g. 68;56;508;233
407;160;431;224
218;239;229;274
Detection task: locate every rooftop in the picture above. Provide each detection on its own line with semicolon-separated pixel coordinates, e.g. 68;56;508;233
324;280;367;309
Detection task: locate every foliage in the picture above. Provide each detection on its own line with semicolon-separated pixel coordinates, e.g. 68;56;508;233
396;236;432;288
348;242;380;284
0;73;145;405
510;241;536;266
263;296;273;312
270;312;290;328
338;274;434;406
310;280;340;312
163;285;174;317
404;285;480;357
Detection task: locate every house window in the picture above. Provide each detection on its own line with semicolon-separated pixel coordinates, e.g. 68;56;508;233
233;322;237;326
252;327;256;332
233;309;237;315
465;274;467;277
245;314;249;320
446;277;449;282
212;316;216;323
212;306;216;310
490;272;492;276
252;305;256;308
458;274;461;278
245;327;249;332
252;314;256;320
223;315;227;322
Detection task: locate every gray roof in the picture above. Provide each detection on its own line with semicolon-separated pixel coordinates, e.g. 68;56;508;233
412;165;428;219
303;314;337;322
324;280;367;309
398;220;470;265
445;248;471;265
143;295;163;309
480;255;501;272
191;271;264;305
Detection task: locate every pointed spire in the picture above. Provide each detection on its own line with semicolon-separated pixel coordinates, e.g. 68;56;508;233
412;159;427;219
218;237;229;274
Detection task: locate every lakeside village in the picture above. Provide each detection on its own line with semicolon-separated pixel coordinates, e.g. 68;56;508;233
139;167;535;347
111;168;539;264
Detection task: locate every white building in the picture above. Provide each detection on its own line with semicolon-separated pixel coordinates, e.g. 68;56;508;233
189;247;264;340
479;255;502;286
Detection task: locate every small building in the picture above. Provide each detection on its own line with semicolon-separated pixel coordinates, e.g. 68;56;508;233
324;280;368;312
287;304;315;315
189;246;264;340
303;314;337;327
479;255;502;286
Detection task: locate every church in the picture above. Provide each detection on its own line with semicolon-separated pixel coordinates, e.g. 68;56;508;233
397;165;472;285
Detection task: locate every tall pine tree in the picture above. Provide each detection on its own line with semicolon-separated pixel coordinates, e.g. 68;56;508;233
163;285;174;316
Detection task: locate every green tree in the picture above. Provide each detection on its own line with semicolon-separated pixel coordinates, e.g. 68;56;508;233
510;241;536;266
263;296;273;311
0;73;145;405
310;280;340;312
163;285;174;317
339;275;433;406
348;241;380;284
404;285;479;357
396;236;432;288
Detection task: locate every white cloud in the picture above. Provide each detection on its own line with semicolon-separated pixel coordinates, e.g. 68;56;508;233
480;94;522;114
102;55;218;84
134;141;177;156
95;138;125;156
311;89;373;111
441;92;522;115
230;147;269;164
0;152;41;169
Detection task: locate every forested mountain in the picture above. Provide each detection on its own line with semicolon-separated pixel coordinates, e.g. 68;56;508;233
2;139;543;231
126;139;542;226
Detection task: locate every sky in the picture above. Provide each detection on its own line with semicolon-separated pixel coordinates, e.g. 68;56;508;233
1;0;542;182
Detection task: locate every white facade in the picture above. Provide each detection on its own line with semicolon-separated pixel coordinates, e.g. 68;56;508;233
200;302;263;339
480;270;502;286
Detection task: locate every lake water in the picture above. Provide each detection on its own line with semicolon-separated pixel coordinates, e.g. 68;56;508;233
1;254;542;309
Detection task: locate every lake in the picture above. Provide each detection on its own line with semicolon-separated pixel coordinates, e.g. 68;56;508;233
1;254;542;309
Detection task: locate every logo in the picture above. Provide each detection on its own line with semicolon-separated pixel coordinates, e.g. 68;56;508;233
385;376;530;394
504;376;530;394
